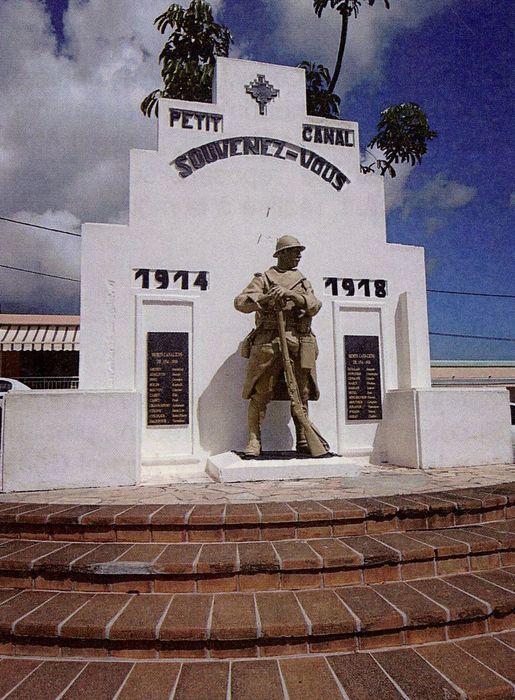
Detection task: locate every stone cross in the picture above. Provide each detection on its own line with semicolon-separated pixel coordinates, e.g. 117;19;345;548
245;74;280;115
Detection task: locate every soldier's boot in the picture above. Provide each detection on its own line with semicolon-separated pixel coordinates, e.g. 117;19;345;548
293;403;310;455
245;399;266;456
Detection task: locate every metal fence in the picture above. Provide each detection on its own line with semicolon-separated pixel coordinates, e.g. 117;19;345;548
11;376;79;390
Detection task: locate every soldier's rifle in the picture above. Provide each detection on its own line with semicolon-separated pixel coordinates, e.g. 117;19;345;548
275;305;330;458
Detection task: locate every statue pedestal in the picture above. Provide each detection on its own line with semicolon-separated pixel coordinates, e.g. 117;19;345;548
206;451;362;483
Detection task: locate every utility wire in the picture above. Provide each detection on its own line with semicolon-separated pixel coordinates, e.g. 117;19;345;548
0;217;511;299
0;218;512;299
0;263;79;283
0;216;80;237
1;264;513;340
428;288;514;299
430;332;515;342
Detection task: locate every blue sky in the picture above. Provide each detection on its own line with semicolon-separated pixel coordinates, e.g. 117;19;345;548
0;0;513;360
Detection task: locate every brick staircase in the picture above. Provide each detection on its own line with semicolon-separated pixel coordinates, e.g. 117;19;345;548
0;482;513;698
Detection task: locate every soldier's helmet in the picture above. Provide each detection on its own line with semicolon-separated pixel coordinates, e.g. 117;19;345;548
273;235;305;257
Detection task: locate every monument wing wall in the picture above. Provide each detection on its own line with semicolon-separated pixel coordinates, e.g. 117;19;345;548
79;57;431;463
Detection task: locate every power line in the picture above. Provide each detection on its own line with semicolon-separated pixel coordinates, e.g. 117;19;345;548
428;288;514;299
0;219;510;297
430;332;515;342
0;216;81;237
1;264;513;340
0;218;511;300
0;263;80;283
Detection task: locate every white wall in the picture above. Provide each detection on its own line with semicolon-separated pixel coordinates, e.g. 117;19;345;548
79;57;431;463
1;390;141;491
381;388;512;468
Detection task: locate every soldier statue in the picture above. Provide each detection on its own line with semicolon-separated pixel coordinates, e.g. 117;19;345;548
235;235;323;456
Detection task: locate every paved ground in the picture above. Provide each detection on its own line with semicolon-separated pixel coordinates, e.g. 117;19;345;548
0;460;513;504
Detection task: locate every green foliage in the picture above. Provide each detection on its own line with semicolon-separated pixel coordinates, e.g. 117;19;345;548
313;0;390;20
305;0;437;177
299;62;341;119
141;0;437;180
309;0;392;97
364;103;438;177
140;0;232;117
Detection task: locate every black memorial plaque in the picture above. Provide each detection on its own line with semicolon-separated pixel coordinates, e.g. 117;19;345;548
147;332;189;427
344;335;382;421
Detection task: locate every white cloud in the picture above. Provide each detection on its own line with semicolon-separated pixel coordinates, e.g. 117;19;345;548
0;0;230;225
0;0;171;227
383;171;477;236
0;0;226;312
267;0;454;95
382;161;414;213
424;216;445;235
362;146;415;215
399;173;477;218
232;39;252;60
15;209;82;235
0;0;456;312
0;209;81;313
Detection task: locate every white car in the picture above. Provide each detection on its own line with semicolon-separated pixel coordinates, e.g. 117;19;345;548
0;378;31;407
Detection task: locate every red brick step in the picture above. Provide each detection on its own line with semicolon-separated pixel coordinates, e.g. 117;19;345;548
0;569;513;659
0;482;513;543
0;635;513;699
0;520;511;593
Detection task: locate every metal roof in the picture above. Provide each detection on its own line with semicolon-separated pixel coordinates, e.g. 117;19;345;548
0;315;79;351
431;360;515;367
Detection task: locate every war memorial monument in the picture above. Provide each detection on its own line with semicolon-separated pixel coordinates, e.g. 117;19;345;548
0;55;513;699
0;57;512;491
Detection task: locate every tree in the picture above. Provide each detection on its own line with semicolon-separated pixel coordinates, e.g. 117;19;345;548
312;1;390;94
142;0;436;177
305;0;437;176
299;62;341;118
364;103;438;177
140;0;232;117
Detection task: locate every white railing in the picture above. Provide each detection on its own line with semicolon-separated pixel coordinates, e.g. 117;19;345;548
12;376;79;390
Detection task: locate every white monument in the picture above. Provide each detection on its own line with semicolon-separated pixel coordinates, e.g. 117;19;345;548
1;57;511;489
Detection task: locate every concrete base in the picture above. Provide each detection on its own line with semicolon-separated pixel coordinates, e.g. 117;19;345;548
140;459;207;485
1;390;141;492
380;387;512;469
206;451;363;483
